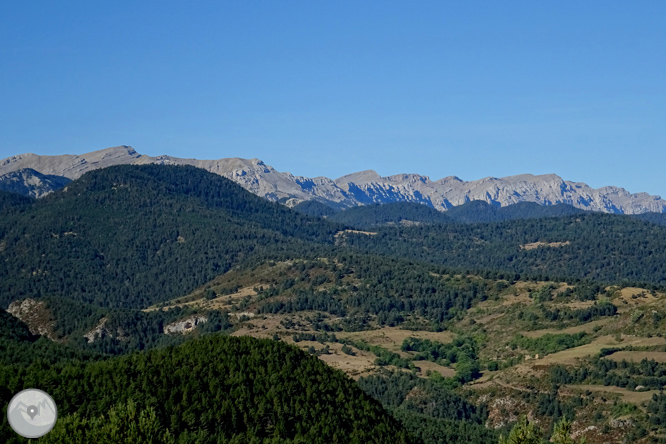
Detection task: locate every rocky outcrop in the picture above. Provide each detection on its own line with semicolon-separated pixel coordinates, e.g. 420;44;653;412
82;317;132;342
0;168;70;197
84;317;110;343
7;298;56;339
163;315;208;334
1;146;664;214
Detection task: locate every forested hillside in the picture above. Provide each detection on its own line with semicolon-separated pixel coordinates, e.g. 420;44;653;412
0;309;103;367
0;335;414;444
292;199;340;217
323;201;586;229
0;165;339;309
342;213;666;285
635;212;666;226
328;202;449;228
443;201;585;223
358;371;498;444
2;165;665;312
0;190;34;213
318;199;664;230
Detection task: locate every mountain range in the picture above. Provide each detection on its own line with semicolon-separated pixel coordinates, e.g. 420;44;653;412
1;145;664;214
2;162;666;443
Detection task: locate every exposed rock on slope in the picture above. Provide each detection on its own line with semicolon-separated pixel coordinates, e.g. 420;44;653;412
0;147;144;179
7;298;56;339
163;315;208;334
0;168;71;198
84;317;110;343
1;145;664;214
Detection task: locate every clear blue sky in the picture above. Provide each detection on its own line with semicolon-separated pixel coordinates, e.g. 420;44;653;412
1;1;664;195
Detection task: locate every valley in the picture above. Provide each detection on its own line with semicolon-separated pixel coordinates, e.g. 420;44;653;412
2;164;666;443
11;252;666;443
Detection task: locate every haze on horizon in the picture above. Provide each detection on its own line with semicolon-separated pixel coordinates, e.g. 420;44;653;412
1;1;665;196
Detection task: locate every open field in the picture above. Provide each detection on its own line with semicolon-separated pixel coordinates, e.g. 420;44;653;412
475;281;539;308
471;370;500;384
335;327;456;353
616;287;660;305
232;321;383;378
521;319;612;338
607;351;666;363
556;300;597;309
231;321;459;379
144;286;257;312
412;360;457;377
476;312;505;324
295;341;378;379
565;384;659;407
514;335;666;368
500;292;533;306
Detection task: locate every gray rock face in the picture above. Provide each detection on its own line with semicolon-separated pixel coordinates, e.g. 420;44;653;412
84;317;110;343
164;315;208;334
82;317;131;343
1;145;664;214
0;168;71;198
7;298;56;339
0;146;143;179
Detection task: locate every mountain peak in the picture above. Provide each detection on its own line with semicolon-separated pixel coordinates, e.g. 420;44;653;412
98;145;137;155
335;170;381;184
436;176;464;183
0;147;664;214
503;173;563;183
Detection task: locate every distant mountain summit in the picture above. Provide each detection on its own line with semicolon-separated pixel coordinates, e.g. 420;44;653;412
1;145;664;214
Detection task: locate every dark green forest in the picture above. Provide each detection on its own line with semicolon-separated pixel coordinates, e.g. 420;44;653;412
342;213;666;285
357;371;497;444
291;199;340;217
0;165;339;309
444;200;586;223
254;254;498;327
0;190;34;213
635;212;666;226
324;200;587;229
325;199;666;228
550;355;666;391
0;312;502;443
1;335;414;444
0;308;106;368
328;202;450;227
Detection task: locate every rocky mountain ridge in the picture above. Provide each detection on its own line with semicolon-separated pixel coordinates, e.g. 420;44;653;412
1;145;664;214
0;168;71;198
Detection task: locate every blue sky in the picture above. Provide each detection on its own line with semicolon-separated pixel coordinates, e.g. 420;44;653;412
1;1;664;195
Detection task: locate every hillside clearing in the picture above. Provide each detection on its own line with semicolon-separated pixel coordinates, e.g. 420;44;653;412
335;327;456;353
521;319;612;338
565;384;658;407
515;335;666;367
607;351;666;363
